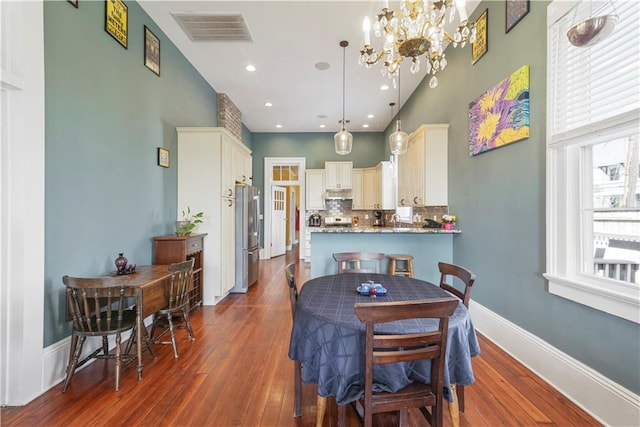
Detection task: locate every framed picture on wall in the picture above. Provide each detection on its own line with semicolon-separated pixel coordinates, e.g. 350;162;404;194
158;148;170;168
506;0;530;33
144;26;161;76
105;0;128;49
471;9;488;65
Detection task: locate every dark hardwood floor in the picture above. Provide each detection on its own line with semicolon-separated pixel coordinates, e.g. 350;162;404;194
2;246;601;426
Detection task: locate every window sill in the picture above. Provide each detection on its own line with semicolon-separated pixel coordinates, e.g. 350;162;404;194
545;273;640;324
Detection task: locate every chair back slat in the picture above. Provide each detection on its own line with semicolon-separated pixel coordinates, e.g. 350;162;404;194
63;275;132;334
167;258;195;309
354;297;459;427
285;263;297;319
333;252;385;274
438;262;476;307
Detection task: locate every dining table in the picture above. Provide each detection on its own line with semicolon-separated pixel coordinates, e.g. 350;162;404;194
288;273;480;427
107;264;175;381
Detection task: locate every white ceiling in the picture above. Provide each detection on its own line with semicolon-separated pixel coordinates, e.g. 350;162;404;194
139;1;479;133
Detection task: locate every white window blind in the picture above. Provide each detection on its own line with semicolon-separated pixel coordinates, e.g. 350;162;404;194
549;0;640;139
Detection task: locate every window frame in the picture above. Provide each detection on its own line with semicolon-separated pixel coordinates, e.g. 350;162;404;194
545;0;640;324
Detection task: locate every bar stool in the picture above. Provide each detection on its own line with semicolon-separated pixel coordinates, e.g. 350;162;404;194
387;254;415;278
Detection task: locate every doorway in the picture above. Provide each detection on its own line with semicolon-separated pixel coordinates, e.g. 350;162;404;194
263;158;306;260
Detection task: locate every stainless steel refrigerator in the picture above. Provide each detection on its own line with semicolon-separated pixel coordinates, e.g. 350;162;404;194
231;185;260;293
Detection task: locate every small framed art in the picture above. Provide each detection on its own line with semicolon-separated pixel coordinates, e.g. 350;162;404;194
506;0;529;33
144;26;160;76
158;148;170;168
105;0;128;49
471;9;488;65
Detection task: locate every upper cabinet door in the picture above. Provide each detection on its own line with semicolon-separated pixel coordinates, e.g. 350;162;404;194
396;124;448;207
325;161;353;190
305;169;325;210
352;169;364;209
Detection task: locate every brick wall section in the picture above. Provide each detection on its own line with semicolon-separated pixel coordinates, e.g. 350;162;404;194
217;93;242;141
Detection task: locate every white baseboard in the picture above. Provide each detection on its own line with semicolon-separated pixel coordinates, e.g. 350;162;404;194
42;321;148;393
469;300;640;427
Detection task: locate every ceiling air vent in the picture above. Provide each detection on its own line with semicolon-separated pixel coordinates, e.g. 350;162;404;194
171;12;253;42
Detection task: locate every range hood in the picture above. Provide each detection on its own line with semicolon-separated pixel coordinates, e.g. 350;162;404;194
324;189;353;200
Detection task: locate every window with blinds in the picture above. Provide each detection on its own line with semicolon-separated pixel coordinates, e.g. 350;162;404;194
549;0;640;139
545;0;640;323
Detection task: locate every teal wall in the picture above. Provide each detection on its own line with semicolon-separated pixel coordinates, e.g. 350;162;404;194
250;131;385;222
421;1;638;394
43;1;218;345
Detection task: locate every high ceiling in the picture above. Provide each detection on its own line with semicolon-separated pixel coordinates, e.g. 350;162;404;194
139;1;479;133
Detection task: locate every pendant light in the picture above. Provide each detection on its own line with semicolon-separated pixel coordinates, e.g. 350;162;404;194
567;0;618;47
334;40;353;155
389;71;408;155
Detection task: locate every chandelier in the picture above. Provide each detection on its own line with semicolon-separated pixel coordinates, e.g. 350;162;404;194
359;0;477;88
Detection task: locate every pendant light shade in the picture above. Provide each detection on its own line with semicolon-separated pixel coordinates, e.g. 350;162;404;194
389;73;408;155
389;120;409;155
334;40;352;155
334;126;353;155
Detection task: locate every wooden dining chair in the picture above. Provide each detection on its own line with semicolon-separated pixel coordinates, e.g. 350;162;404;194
343;298;459;427
438;261;476;414
332;252;385;274
285;262;303;418
150;258;195;358
62;275;137;392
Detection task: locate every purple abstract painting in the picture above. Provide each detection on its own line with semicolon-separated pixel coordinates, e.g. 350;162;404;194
469;65;530;156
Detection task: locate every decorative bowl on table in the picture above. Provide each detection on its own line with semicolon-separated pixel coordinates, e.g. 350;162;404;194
115;264;137;275
357;283;387;296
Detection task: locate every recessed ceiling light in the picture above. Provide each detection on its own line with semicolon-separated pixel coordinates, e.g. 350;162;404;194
367;114;375;119
275;124;282;128
245;64;256;72
265;102;273;107
380;84;390;91
314;62;330;71
362;124;369;128
319;124;326;128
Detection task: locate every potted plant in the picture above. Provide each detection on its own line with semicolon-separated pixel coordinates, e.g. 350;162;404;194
175;207;204;236
441;214;456;230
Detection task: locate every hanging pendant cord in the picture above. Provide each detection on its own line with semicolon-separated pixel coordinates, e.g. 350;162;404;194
341;41;347;130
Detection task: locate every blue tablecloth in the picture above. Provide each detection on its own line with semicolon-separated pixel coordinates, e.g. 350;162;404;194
288;273;480;406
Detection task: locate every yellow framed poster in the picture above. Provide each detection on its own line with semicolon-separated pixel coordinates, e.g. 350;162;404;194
105;0;128;49
471;9;488;65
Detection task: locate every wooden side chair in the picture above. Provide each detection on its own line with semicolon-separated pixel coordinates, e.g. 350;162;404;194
342;298;459;427
62;275;137;392
438;261;476;414
285;262;303;418
332;252;385;274
150;258;195;359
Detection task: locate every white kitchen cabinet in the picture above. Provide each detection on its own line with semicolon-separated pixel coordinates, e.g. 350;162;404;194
363;167;378;209
234;143;252;184
397;124;448;207
363;161;395;209
352;168;364;209
324;161;352;190
304;228;312;263
305;169;325;210
177;127;248;304
377;161;396;209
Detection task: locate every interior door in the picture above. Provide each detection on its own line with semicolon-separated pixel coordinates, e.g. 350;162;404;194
289;188;296;247
271;186;287;257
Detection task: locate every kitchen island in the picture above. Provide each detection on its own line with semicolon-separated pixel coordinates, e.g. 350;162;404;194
309;226;460;282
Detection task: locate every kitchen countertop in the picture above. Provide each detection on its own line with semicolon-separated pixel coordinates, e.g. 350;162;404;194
308;226;461;234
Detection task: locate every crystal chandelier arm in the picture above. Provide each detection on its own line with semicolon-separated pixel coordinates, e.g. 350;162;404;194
362;48;387;66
